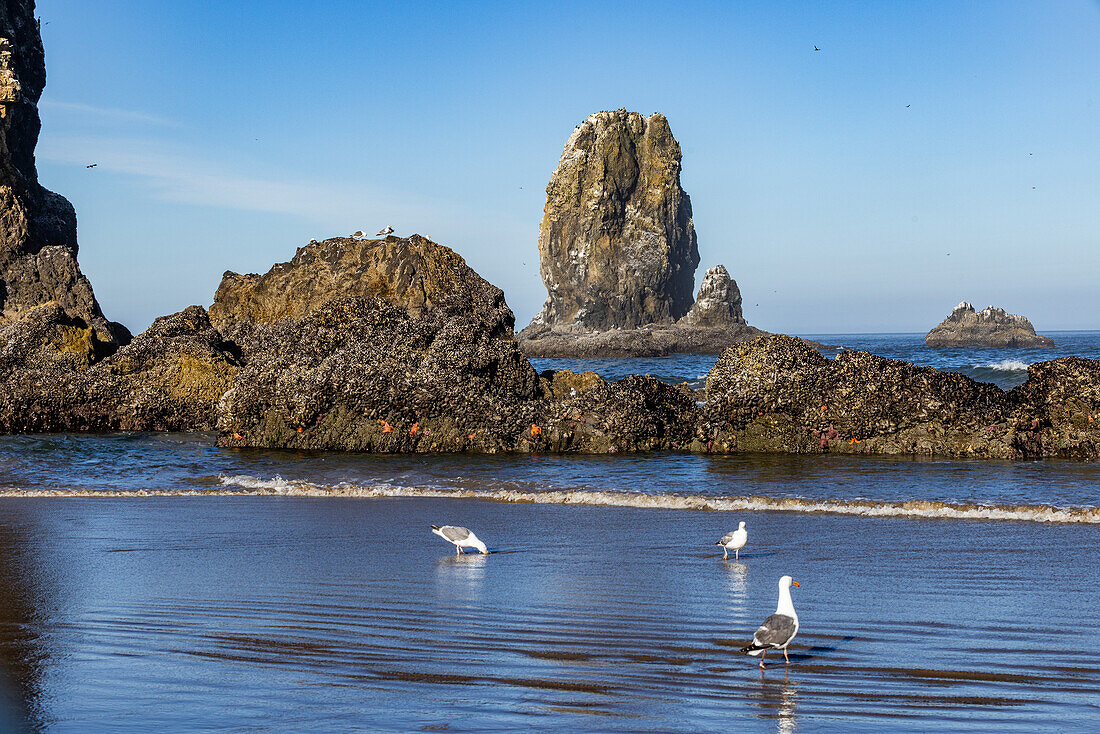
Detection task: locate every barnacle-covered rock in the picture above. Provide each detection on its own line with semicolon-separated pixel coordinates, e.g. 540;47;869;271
699;334;1100;459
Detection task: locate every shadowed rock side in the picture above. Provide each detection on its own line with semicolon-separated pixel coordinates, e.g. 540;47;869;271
520;264;764;356
926;302;1053;347
0;3;128;346
528;109;699;332
0;303;236;432
698;334;1100;459
213;235;696;452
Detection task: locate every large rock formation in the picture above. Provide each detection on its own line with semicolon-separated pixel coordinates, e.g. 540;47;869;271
925;302;1053;348
518;110;762;357
0;3;127;345
211;235;542;451
212;234;695;452
0;303;237;432
210;234;514;342
529;110;699;331
697;334;1100;459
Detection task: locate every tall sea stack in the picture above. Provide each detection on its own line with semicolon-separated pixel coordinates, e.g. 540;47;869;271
0;1;127;345
529;109;699;331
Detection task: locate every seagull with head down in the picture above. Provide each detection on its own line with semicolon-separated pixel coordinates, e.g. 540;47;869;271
431;525;488;555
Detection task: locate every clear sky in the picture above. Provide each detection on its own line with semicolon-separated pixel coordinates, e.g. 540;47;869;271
32;0;1100;335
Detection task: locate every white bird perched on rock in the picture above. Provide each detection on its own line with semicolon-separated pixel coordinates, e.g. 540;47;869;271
376;225;394;237
431;525;488;555
716;521;748;560
740;575;800;669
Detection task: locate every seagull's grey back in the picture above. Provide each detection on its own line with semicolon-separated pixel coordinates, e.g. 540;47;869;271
754;613;797;647
440;526;472;542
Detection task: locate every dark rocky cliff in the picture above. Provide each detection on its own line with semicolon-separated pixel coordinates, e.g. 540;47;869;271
0;1;128;345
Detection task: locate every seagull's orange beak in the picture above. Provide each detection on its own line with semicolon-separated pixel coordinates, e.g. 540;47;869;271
792;581;801;587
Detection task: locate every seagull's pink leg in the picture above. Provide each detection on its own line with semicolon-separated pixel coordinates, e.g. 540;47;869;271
723;548;728;560
784;649;790;664
759;650;766;669
456;545;461;556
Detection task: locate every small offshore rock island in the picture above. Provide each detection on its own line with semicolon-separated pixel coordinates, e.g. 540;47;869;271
0;6;1098;460
926;301;1055;348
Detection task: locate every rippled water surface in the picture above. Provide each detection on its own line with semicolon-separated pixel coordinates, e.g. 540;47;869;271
0;332;1098;731
0;497;1097;732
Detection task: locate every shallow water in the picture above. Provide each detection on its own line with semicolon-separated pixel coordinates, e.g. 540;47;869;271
0;496;1096;732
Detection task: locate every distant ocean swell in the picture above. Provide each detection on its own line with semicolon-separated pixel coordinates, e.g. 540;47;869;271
7;474;1093;524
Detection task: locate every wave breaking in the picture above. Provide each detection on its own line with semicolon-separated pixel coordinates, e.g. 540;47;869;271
976;359;1031;373
2;475;1094;524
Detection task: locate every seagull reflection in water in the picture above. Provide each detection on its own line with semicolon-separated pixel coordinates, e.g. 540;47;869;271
750;668;798;734
434;552;488;601
722;560;748;598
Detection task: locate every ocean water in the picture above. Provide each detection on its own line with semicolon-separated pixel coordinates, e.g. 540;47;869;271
0;332;1098;732
530;330;1100;390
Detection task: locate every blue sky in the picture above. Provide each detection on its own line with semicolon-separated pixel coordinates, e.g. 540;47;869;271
32;0;1100;334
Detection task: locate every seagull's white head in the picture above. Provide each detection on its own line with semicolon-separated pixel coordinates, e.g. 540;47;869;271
738;521;746;530
473;539;489;555
780;574;800;590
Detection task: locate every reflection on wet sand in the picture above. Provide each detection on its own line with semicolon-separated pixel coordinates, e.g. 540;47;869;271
0;510;45;733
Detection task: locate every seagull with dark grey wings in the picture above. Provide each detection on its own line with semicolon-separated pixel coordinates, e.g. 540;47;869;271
431;525;489;555
740;575;800;669
376;225;394;236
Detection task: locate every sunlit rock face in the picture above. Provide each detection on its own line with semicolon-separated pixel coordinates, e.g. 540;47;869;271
680;265;745;328
529;109;699;332
925;302;1053;348
0;2;128;346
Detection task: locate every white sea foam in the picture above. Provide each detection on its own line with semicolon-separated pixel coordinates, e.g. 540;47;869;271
2;475;1093;524
979;359;1031;372
208;475;1094;524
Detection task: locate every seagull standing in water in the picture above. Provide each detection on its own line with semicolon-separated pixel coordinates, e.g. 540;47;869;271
376;225;394;237
716;521;748;560
740;575;801;669
431;525;488;555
